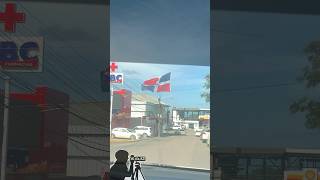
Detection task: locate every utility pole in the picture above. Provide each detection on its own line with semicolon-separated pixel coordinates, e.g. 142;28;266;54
1;76;10;180
157;98;162;137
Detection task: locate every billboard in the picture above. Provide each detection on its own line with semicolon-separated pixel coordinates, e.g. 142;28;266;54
110;73;123;84
100;71;124;92
0;37;44;72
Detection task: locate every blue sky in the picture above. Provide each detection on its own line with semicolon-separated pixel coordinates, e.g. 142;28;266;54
113;62;210;108
110;0;210;108
110;0;210;66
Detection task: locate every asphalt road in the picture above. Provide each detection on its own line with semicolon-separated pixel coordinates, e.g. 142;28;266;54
110;129;210;170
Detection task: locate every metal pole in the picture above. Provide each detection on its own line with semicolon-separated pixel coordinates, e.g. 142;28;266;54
158;98;162;137
140;117;143;126
110;85;113;133
1;77;10;180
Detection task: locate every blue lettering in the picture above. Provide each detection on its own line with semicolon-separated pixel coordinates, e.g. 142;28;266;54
20;42;39;61
116;75;122;82
110;74;123;83
0;41;18;61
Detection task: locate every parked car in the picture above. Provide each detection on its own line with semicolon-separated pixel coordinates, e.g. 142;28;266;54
179;129;186;135
172;125;182;130
111;128;141;140
162;128;182;136
133;126;152;138
195;129;203;137
194;126;207;132
200;129;210;143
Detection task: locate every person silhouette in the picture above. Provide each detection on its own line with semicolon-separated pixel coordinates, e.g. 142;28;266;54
110;150;134;180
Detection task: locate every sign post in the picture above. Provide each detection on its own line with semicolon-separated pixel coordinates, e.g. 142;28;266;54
0;3;28;180
110;85;113;133
107;62;123;131
0;76;9;180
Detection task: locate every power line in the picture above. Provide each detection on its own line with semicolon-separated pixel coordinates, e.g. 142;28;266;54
3;74;107;130
0;20;108;128
69;141;107;166
213;82;299;94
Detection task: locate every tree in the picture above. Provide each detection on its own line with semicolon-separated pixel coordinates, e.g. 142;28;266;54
201;74;210;103
289;41;320;129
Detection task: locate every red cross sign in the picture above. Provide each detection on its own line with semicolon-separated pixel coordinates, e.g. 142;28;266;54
110;62;118;72
0;3;26;33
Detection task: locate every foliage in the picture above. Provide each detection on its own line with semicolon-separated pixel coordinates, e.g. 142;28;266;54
290;41;320;129
201;74;210;103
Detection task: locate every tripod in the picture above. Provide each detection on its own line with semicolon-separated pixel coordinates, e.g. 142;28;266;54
131;162;146;180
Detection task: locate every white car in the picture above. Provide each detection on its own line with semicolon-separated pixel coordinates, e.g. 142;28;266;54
200;130;210;143
195;129;202;137
111;128;140;140
172;125;182;130
133;126;152;138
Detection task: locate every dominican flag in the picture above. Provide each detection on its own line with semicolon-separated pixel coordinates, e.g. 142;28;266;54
141;73;171;92
157;72;171;92
141;77;158;92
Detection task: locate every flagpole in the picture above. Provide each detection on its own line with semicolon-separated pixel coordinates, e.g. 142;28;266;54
157;96;162;138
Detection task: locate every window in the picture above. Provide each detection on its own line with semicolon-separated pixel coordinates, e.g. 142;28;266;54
110;0;210;179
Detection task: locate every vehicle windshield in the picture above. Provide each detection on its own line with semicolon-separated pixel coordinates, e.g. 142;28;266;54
110;0;210;178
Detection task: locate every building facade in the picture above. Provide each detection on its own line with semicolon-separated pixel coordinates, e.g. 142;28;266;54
172;108;210;129
131;94;170;136
66;101;108;177
1;86;69;176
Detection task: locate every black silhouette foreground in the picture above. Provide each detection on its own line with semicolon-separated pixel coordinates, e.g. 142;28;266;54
110;150;134;180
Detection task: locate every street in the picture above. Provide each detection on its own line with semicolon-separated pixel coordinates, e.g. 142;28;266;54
110;129;210;170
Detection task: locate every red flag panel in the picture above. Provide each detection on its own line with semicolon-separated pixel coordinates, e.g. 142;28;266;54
143;78;159;86
157;83;170;92
114;89;126;95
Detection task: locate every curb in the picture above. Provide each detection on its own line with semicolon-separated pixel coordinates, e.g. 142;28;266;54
110;161;210;173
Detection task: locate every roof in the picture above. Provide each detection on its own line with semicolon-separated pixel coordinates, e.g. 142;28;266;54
132;93;168;106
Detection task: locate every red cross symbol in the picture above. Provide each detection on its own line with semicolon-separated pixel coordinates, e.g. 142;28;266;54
0;3;26;33
110;62;118;72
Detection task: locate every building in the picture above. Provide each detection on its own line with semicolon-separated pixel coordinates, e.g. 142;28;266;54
131;94;170;135
213;147;320;180
111;90;132;129
66;101;108;177
172;108;210;129
0;86;69;177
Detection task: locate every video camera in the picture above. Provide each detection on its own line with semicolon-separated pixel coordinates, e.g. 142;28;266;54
130;155;146;161
130;155;146;180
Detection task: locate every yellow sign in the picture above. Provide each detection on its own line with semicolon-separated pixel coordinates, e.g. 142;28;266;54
285;169;319;180
199;114;210;120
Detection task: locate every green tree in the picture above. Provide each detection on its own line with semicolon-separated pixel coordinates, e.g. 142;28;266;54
290;41;320;129
201;74;210;103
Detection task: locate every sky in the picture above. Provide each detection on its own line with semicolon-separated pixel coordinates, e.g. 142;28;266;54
110;0;210;66
110;0;210;109
113;62;210;109
0;1;209;107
